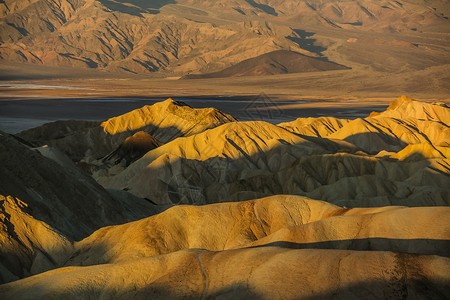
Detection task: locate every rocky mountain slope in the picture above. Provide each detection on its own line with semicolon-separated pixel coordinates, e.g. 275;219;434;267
0;0;449;76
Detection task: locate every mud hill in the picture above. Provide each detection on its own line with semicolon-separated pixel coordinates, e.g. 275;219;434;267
183;50;349;79
1;96;449;297
0;196;449;298
17;98;236;172
86;96;449;208
16;96;450;208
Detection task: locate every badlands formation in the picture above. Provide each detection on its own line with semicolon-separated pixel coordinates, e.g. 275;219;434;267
0;96;449;299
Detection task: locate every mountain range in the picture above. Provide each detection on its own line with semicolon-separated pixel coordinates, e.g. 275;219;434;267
1;0;449;77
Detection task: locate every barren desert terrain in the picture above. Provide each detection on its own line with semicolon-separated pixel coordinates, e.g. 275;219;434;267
1;0;450;299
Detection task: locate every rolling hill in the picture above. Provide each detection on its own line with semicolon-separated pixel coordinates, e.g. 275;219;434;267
1;96;449;297
183;50;349;78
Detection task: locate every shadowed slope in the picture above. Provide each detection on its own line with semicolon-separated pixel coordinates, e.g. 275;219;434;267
100;96;450;207
0;131;160;283
102;131;162;167
0;195;73;283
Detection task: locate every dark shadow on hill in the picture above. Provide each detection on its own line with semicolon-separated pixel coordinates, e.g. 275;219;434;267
342;131;408;154
251;238;450;258
59;53;98;68
303;279;449;300
287;29;328;59
108;118;448;208
129;276;449;299
98;0;176;16
6;23;29;36
0;130;163;237
245;0;278;16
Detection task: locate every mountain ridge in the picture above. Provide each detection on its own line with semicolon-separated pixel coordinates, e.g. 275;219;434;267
1;0;449;76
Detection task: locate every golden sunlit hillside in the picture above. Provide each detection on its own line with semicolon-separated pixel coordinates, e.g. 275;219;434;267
1;96;450;298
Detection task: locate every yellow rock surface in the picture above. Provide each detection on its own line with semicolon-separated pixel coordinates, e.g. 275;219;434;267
0;195;73;283
101;98;236;138
1;248;448;299
63;196;449;268
2;96;450;297
278;116;351;137
372;95;450;125
97;97;450;207
66;196;342;266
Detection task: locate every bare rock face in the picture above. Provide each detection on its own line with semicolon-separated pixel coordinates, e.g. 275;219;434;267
370;95;450;124
0;195;73;283
100;98;236;141
1;249;448;300
0;0;312;75
1;96;450;297
278;116;351;137
64;196;450;268
0;131;124;239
